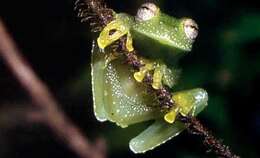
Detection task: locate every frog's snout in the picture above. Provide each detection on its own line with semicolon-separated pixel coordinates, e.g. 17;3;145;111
183;19;199;41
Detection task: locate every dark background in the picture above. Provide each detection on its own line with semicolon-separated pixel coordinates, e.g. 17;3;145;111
0;0;259;157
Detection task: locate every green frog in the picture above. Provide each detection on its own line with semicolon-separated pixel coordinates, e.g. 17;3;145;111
91;2;208;153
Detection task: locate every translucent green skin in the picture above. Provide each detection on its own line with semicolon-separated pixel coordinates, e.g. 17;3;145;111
91;42;208;153
116;13;195;65
92;8;207;154
91;42;162;125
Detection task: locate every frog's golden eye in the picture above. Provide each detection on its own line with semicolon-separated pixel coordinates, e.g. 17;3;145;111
136;3;159;22
183;19;199;41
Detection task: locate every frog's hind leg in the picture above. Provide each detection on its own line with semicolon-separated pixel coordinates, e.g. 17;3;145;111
129;88;208;153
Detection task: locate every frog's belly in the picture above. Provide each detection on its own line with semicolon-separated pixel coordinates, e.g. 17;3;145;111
91;43;162;128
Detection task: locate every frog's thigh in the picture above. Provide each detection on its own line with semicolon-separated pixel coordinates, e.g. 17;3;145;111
91;42;109;121
103;59;162;128
130;119;185;153
129;88;208;153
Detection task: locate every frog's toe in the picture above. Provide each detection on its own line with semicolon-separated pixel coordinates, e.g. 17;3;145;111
152;66;163;89
133;62;154;82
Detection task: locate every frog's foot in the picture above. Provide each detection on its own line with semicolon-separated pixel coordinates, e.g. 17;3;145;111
133;60;165;89
133;59;155;82
130;88;208;153
164;106;179;123
134;61;177;91
164;88;208;124
153;64;180;89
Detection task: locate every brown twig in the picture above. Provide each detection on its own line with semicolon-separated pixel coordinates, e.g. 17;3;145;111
0;19;105;158
74;0;114;32
180;116;239;158
75;0;240;157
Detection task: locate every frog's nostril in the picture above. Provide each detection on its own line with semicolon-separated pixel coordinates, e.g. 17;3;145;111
183;19;199;41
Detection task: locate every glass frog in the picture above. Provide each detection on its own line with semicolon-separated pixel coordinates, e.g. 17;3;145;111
91;3;208;153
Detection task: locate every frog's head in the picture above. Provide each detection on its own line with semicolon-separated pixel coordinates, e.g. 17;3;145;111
132;3;199;63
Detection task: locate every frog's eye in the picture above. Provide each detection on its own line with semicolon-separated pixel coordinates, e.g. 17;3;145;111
136;3;159;22
183;19;199;41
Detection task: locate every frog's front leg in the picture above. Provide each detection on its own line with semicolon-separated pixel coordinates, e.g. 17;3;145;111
133;60;163;89
134;61;177;90
152;63;180;89
130;88;208;153
97;14;134;52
